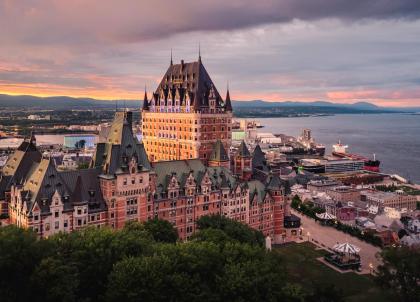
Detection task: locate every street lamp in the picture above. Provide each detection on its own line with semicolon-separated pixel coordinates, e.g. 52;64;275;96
369;263;373;274
307;231;310;242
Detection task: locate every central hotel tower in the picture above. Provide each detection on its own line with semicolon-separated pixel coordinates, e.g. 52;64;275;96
141;56;233;162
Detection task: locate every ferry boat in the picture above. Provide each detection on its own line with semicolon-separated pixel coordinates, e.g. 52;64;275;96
332;141;380;172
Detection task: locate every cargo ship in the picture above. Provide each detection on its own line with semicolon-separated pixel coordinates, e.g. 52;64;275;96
332;141;380;172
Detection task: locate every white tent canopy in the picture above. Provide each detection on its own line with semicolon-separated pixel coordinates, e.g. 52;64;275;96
332;242;360;254
316;212;336;220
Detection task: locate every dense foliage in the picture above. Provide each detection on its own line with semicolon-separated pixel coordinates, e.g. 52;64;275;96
375;246;420;302
0;216;348;302
291;195;382;246
195;214;265;246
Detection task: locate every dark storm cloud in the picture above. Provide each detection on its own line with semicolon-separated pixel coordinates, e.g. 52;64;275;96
1;0;420;46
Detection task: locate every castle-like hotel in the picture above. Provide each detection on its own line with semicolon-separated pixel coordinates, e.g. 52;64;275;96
0;56;298;243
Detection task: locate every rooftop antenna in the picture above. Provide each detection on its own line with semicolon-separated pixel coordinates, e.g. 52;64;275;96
198;42;201;62
170;48;173;65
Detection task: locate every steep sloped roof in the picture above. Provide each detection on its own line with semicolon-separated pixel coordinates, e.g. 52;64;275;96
156;60;223;110
209;140;229;162
1;135;42;198
252;144;268;171
91;111;150;175
238;141;251;157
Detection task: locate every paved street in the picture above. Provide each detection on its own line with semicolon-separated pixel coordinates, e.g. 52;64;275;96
292;210;382;273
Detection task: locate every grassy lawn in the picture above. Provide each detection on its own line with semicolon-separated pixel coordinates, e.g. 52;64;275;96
274;242;396;302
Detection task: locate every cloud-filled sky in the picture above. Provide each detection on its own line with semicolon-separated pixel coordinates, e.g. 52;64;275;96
1;0;420;106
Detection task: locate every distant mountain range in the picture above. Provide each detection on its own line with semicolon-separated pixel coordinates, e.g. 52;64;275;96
0;93;419;112
0;94;140;110
232;100;420;112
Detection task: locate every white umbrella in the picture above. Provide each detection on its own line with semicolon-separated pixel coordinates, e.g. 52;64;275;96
316;212;336;220
332;242;361;254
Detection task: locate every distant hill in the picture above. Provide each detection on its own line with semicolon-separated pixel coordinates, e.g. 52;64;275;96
0;93;418;112
0;94;140;110
232;100;420;112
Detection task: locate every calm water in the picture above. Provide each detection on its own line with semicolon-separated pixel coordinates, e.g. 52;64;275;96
259;114;420;183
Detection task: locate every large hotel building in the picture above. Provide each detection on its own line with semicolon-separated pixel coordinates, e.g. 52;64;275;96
141;56;232;162
1;55;299;243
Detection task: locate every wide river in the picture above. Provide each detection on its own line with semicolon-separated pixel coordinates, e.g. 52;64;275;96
259;113;420;183
1;113;419;183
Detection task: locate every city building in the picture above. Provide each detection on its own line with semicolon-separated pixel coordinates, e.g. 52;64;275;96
63;135;97;149
361;189;417;210
307;179;340;193
325;185;361;203
324;159;364;173
141;56;232;162
27;114;51;121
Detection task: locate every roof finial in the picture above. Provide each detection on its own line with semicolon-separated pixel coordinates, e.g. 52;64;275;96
142;84;150;111
115;100;118;112
198;42;201;62
170;48;173;65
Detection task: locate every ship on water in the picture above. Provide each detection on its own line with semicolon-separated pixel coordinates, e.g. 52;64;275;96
331;140;380;172
297;128;326;156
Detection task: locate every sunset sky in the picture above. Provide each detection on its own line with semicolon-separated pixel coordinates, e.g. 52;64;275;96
1;0;420;106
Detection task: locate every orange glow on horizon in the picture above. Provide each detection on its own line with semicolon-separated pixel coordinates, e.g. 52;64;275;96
1;85;420;107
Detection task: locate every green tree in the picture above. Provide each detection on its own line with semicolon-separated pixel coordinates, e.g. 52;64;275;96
196;214;264;246
306;284;344;302
191;228;232;245
31;257;79;302
143;218;178;243
0;226;47;302
375;246;420;302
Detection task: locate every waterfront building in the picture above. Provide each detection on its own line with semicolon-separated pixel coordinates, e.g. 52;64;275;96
324;159;364;173
141;56;233;162
307;179;340;193
63;135;97;149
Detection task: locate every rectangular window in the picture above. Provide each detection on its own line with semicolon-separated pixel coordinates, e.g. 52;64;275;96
54;211;59;218
55;221;59;229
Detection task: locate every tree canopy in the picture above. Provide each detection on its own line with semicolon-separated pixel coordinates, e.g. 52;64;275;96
0;216;351;302
375;246;420;302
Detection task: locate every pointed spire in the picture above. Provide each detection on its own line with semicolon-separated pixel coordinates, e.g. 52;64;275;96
238;140;251;157
198;42;201;63
29;131;36;146
170;48;173;65
142;85;149;111
209;140;229;162
225;83;232;112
